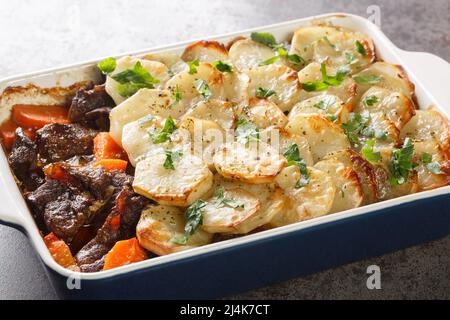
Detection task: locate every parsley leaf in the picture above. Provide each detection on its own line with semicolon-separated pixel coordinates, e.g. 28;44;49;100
283;143;310;188
342;112;371;146
187;59;199;74
163;150;183;170
353;74;381;85
173;200;207;245
212;60;233;73
389;138;415;185
345;52;358;65
301;63;350;92
255;87;275;98
313;96;336;111
213;187;245;209
194;79;212;99
152;115;177;144
169;85;182;108
364;95;379;107
361;139;381;163
97;57;117;74
259;55;280;66
236;118;260;144
355;40;367;56
422;152;443;174
250;32;279;48
112;61;160;97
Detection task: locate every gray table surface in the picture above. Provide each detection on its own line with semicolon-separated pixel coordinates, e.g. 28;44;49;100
0;0;449;300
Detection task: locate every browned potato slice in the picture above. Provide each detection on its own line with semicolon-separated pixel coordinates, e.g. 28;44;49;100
235;97;288;129
181;40;228;64
228;39;277;71
288;94;350;124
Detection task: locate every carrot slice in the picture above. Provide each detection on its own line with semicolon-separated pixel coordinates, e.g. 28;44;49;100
44;232;77;268
103;238;148;271
12;104;69;129
93;132;128;161
94;159;128;172
0;119;36;150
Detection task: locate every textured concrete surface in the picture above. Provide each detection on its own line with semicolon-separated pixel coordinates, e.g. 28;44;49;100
0;0;449;299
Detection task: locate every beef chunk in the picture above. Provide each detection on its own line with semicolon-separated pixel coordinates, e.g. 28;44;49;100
76;187;149;272
36;123;97;163
8;128;43;190
68;85;115;131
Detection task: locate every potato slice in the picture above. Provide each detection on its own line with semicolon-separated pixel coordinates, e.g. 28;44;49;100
220;71;250;103
413;140;450;190
356;86;415;130
261;126;314;166
133;150;213;207
290;25;375;72
288;94;349;124
235;97;288;129
213;141;286;184
179;116;225;170
143;52;188;75
213;175;286;233
297;62;357;104
201;188;261;233
105;56;170;105
353;62;415;101
182;99;235;130
286;114;350;162
164;62;223;104
400;110;450;150
247;64;302;112
109;89;186;145
136;205;213;256
228;39;277;71
181;40;228;64
271;166;335;227
314;158;364;213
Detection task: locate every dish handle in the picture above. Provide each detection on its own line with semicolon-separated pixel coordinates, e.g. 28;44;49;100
396;49;450;111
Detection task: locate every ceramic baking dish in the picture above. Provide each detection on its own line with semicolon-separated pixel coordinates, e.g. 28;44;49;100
0;13;449;299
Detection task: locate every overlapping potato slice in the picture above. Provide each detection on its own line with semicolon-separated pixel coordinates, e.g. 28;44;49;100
182;99;235;130
133;150;213;207
136;205;213;256
288;94;349;124
270;166;335;227
143;52;188;75
105;56;171;105
353;62;415;101
413;140;450;190
213;141;286;184
235;97;288;129
109;89;186;145
201;187;261;233
181;40;229;64
286;114;350;162
400;110;450;150
213;175;286;233
356;86;415;130
179;116;225;170
290;25;375;72
297;62;357;103
314;158;364;213
228;39;278;71
261;126;314;166
247;64;302;112
164;62;223;104
220;71;250;103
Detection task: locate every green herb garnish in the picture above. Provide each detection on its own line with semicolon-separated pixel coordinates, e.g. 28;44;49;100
152;115;177;144
169;85;182;109
236;118;260;144
187;59;200;74
172;200;207;245
250;32;279;49
259;55;280;66
313;96;336;111
301;63;350;92
389;138;415;185
163;150;183;170
213;187;244;209
283;143;310;188
255;87;275;98
361;139;381;163
97;57;117;74
353;74;381;85
342;112;371;146
355;40;367;56
194;79;212;99
112;61;160;97
422;152;443;174
212;60;233;73
345;52;358;65
365;95;379;107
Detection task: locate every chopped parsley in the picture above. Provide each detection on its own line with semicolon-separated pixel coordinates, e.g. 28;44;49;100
364;95;379;107
355;40;367;56
345;52;358;65
212;60;233;73
259;55;280;66
283;143;310;188
322;36;339;52
163;150;183;170
422;152;443;174
151;115;177;144
342;112;386;146
213;187;244;209
172;200;207;245
361;139;381;163
255;87;275;98
236;118;260;144
187;59;200;74
389;138;415;185
250;32;280;49
170;85;182;108
301;63;350;92
194;79;212;99
353;74;381;85
111;61;160;98
313;96;336;111
97;57;117;74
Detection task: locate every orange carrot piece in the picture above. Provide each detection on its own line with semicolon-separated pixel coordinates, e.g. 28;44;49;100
93;132;128;161
103;238;148;271
94;159;128;172
12;104;69;129
0;119;36;150
44;232;77;268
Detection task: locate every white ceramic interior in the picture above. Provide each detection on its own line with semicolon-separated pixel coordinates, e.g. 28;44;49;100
0;13;449;280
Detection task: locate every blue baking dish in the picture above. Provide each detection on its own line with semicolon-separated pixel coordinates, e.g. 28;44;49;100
0;13;449;299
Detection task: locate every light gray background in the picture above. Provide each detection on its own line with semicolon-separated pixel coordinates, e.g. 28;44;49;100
0;0;449;299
